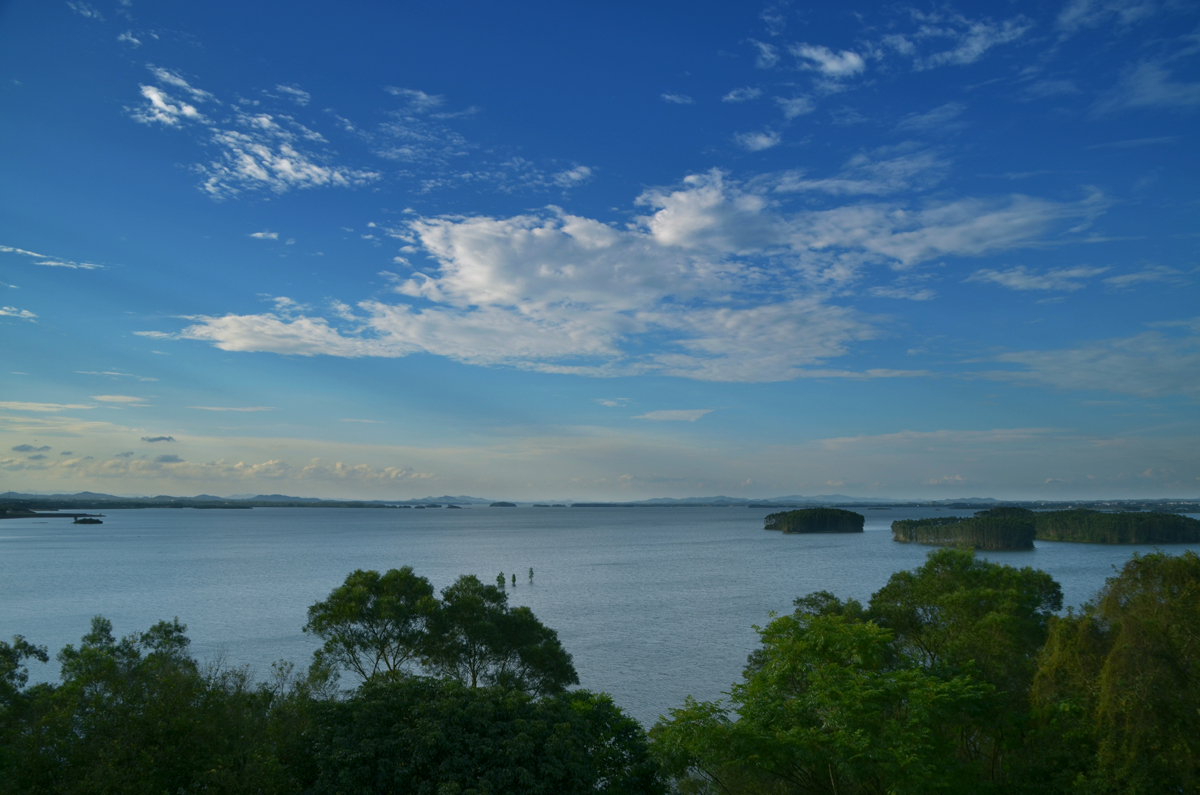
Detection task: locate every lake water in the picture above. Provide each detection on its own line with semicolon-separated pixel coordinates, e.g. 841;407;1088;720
2;506;1198;725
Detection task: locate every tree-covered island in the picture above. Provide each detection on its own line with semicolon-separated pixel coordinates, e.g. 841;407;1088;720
763;507;864;533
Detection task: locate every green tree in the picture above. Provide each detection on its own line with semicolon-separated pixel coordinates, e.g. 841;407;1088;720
424;574;579;695
652;611;985;794
867;548;1062;782
311;677;665;795
1032;551;1200;793
1;616;300;795
304;566;436;682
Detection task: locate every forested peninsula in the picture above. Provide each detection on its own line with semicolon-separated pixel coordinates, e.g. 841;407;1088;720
5;550;1200;793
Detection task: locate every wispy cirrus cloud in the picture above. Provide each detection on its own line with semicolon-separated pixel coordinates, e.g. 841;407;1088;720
634;409;715;421
1093;61;1200;115
966;265;1109;291
986;321;1200;397
661;93;695;104
127;65;380;197
0;244;104;270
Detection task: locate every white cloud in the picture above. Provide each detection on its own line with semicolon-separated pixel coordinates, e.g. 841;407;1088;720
749;40;780;69
67;2;103;20
177;171;1102;382
723;87;763;102
275;85;311;106
988;323;1200;397
249;230;279;240
1103;265;1185;288
117;31;141;47
776;96;814;119
769;147;950;196
661;93;694;105
896;102;966;133
91;395;148;404
128;66;379;197
552;165;593;187
791;44;866;77
966;265;1109;291
383;87;445;111
1094;62;1200;114
0;401;94;412
0;244;104;270
1057;0;1160;32
633;409;714;422
734;129;781;151
0;306;36;320
910;14;1032;70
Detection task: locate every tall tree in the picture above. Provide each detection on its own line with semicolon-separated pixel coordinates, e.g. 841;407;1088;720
424;574;578;695
304;566;436;681
1033;551;1200;793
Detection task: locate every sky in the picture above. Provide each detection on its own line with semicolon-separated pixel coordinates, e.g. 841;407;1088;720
1;0;1198;501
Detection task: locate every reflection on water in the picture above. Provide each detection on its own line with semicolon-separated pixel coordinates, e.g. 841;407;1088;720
2;506;1196;725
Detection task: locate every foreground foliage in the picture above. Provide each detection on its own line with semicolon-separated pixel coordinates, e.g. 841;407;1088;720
653;548;1198;795
4;552;1198;793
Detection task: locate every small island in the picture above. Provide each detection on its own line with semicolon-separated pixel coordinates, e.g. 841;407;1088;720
764;508;864;534
1035;508;1200;544
489;502;517;508
892;507;1035;550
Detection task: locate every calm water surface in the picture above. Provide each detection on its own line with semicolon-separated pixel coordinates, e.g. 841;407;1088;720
3;506;1198;725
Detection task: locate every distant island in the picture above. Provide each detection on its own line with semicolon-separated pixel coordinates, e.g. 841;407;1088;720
764;508;864;534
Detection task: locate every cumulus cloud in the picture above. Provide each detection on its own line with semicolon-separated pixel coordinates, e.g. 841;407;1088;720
966;265;1109;291
776;96;814;119
791;44;866;78
634;409;715;421
141;436;176;442
0;306;36;320
249;230;279;240
12;445;51;452
117;31;141;46
661;93;695;104
734;129;781;151
176;171;1103;382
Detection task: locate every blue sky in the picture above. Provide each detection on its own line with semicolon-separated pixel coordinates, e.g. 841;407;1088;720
1;0;1198;500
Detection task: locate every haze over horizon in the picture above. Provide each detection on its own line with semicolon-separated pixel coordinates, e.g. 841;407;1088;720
2;0;1198;502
